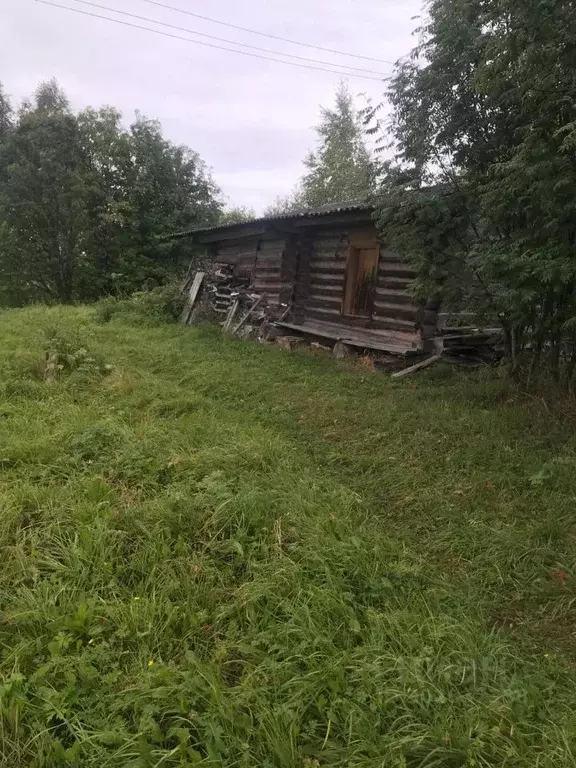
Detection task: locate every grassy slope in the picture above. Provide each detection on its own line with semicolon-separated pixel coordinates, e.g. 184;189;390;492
0;305;575;767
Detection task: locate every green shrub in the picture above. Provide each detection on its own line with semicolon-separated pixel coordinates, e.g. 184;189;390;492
92;297;117;324
93;283;185;326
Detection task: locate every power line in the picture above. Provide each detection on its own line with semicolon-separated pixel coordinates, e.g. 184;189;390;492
66;0;389;76
138;0;396;66
37;0;387;81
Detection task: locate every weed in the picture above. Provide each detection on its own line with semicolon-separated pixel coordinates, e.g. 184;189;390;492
93;283;185;327
43;329;111;384
0;305;575;766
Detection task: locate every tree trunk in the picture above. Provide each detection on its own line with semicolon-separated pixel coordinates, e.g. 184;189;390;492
566;341;576;395
550;336;561;383
509;325;520;381
527;339;543;387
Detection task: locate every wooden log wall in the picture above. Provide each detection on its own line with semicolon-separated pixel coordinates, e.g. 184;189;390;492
291;234;314;324
207;221;440;347
373;249;421;334
297;232;348;323
279;234;299;307
216;240;259;278
211;235;294;307
251;236;288;304
294;225;434;348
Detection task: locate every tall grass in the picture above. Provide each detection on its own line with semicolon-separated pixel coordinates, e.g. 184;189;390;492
0;305;575;766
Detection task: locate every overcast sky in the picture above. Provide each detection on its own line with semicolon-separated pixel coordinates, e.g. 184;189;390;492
2;0;423;213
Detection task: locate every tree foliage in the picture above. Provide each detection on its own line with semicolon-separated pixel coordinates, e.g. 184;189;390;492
373;0;576;385
0;82;91;304
0;83;12;140
0;79;221;305
218;205;256;225
264;83;373;218
300;82;373;208
263;191;305;218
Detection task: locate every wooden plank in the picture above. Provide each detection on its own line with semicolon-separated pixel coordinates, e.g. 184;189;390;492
307;285;342;296
232;296;263;335
309;259;346;270
374;299;418;313
253;282;284;293
373;302;419;323
291;234;314;324
255;253;284;264
258;240;285;250
379;254;412;264
379;262;416;275
300;308;369;328
278;233;298;306
254;264;282;274
197;226;266;243
308;294;342;307
315;235;347;246
218;248;258;258
391;354;442;379
375;286;411;301
306;306;341;317
253;269;282;279
222;298;240;333
312;247;346;257
378;277;413;289
371;316;418;332
313;246;347;256
277;305;291;322
278;318;408;340
309;278;345;291
180;271;205;325
253;277;282;288
276;321;419;355
257;251;284;260
348;230;379;249
181;261;195;293
310;267;346;278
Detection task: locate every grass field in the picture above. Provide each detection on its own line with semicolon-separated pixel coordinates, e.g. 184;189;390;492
1;304;576;767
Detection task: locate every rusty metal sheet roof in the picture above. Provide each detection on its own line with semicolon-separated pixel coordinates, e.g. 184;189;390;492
168;200;373;240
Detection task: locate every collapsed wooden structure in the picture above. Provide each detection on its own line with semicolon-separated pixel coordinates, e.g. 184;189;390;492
173;202;498;360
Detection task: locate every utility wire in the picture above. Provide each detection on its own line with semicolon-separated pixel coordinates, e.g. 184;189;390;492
66;0;389;76
138;0;395;66
37;0;388;81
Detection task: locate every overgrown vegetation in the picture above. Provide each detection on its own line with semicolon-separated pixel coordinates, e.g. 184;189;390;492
92;282;186;326
371;0;576;388
1;306;576;766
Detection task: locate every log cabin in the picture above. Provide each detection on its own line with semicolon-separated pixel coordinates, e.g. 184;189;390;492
171;201;442;356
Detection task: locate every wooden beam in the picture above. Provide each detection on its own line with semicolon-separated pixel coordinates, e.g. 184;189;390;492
180;271;205;325
277;305;291;322
232;296;263;335
197;225;267;243
181;261;195;293
391;354;442;379
222;298;240;333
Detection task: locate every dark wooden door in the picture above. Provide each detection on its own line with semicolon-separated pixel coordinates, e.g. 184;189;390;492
342;246;379;317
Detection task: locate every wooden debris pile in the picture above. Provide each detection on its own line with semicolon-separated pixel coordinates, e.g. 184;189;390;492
437;312;503;364
180;271;504;379
180;267;289;338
